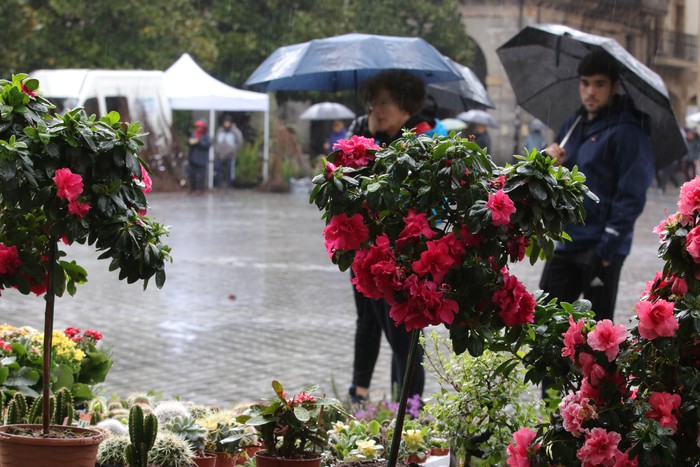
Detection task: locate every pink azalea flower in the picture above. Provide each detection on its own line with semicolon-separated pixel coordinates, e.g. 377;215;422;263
52;167;84;202
324;161;337;180
0;244;22;276
671;276;688;295
587;320;627;361
646;391;682;433
351;235;399;300
412;239;456;284
139;164;152;194
685;224;700;262
677;176;700;216
67;201;91;219
562;315;586;361
332;135;379;168
560;391;597;436
458;224;481;247
576;428;621;467
397;210;436;249
487;190;516;226
20;82;37;97
613;449;638;467
323;213;369;255
389;274;458;330
506;235;529;262
493;272;536;326
634;299;679;340
506;427;537;467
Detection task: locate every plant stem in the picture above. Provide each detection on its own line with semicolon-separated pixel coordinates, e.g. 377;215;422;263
387;328;421;467
42;235;57;435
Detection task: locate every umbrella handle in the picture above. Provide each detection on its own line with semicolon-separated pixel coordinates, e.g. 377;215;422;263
559;115;582;149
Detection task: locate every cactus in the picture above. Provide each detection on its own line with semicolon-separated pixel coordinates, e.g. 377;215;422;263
53;388;74;425
6;393;28;424
96;434;130;466
126;404;158;467
152;400;190;425
26;394;55;424
148;432;195;467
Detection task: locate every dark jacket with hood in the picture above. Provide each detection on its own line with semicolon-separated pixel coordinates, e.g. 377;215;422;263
556;95;654;261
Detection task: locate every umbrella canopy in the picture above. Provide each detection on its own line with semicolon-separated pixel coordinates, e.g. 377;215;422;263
427;58;495;112
299;102;356;120
245;33;463;92
496;24;686;169
457;109;498;128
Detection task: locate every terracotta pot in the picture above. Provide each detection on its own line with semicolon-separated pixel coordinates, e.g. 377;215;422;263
0;424;104;467
430;447;449;456
215;452;237;467
405;453;428;464
254;450;321;467
193;451;218;467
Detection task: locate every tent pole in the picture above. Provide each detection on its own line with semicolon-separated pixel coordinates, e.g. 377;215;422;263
208;108;216;189
263;106;270;182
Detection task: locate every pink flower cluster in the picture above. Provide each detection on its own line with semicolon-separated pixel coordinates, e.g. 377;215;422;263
53;168;91;219
332;135;379;168
0;244;22;277
289;391;316;406
64;327;104;343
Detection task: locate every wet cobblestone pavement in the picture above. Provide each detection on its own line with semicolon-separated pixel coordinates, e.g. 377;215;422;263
0;186;679;407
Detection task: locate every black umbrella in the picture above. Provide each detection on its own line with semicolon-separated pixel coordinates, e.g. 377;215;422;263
427;58;494;112
496;23;686;168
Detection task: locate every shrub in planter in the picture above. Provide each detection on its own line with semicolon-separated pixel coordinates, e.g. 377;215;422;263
234;141;262;187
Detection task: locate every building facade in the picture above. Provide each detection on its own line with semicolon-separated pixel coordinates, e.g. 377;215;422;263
458;0;698;164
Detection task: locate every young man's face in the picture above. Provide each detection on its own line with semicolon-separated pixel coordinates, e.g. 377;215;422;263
579;73;619;118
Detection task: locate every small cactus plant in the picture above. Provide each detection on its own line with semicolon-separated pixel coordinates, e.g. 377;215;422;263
53;387;74;425
152;400;190;425
6;393;28;424
125;404;158;467
96;434;130;466
148;432;195;467
97;418;129;437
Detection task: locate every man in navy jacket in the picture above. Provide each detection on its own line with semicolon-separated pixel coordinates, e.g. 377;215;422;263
540;48;655;322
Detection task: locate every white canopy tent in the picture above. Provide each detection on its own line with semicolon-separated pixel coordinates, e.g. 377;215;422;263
164;53;271;185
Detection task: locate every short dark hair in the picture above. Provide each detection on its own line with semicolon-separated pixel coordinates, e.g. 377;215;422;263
361;70;426;116
577;47;621;83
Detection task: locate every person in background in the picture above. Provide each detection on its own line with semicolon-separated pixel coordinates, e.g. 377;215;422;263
540;47;654;324
345;70;447;404
681;125;700;182
324;119;348;153
187;119;211;194
523;119;547;152
469;123;491;149
214;115;243;188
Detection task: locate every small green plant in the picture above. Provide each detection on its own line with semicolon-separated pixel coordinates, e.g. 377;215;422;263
125;404;158;467
148;432;195;467
234;141;262;187
53;387;74;425
6;393;28;424
163;415;207;457
96;434;129;466
329;419;384;462
422;331;540;466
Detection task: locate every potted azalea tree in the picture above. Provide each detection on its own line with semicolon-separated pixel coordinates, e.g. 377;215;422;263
507;178;700;466
235;380;344;467
310;132;593;466
0;74;171;467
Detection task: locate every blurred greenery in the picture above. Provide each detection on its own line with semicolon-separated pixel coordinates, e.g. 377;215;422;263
1;0;474;90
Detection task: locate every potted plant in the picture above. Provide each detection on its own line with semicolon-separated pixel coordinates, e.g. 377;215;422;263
507;177;700;465
148;432;196;467
236;380;344;467
328;419;385;465
164;415;217;467
0;73;171;467
311;133;592;465
96;434;129;467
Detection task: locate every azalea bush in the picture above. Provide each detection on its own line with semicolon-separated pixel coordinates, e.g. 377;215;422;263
311;133;593;356
507;178;700;466
0;324;111;402
0;73;171;433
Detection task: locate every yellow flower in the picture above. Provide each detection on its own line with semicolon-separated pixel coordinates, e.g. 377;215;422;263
402;429;424;451
31;331;84;362
356;439;381;457
332;421;349;434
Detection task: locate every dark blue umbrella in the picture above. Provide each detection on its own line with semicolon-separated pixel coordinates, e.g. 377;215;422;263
245;33;463;92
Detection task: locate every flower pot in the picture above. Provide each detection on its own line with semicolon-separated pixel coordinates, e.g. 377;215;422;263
215;452;237;467
0;424;104;467
405;454;428;464
430;447;449;456
254;450;322;467
193;451;218;467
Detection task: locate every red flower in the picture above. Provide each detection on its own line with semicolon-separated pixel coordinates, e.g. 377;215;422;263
677;177;700;216
0;244;22;276
52;168;84;202
506;427;537;467
83;329;103;341
562;314;586;362
389;275;458;330
576;428;621;467
351;235;403;302
68;201;91;218
323;213;369;255
587;320;627;362
64;327;81;339
397;210;436;249
332;136;379;168
292;391;316;405
324;162;338;180
136;164;153;194
412;239;456;284
634;299;678;340
493;272;535;326
646;391;681;433
20;83;37;97
685;224;700;262
457;224;481;247
487;190;516;226
506;235;529;262
490;175;506;190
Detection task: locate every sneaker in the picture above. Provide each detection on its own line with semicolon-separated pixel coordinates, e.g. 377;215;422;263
348;385;368;404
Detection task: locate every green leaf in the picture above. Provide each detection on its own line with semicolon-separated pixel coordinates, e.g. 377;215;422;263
293;406;310;422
